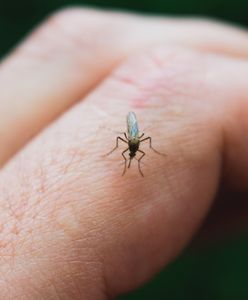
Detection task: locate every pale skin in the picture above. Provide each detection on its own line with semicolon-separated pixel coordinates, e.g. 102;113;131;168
0;7;248;299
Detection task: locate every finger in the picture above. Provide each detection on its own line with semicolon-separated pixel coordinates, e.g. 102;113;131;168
0;9;123;165
0;46;247;298
153;17;248;58
1;8;248;166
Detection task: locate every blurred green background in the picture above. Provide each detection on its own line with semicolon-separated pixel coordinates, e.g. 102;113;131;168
0;0;248;299
0;0;247;57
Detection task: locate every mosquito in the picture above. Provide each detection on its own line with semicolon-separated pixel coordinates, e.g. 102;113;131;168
106;111;165;176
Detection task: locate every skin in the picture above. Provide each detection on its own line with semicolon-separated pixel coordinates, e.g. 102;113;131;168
0;7;247;299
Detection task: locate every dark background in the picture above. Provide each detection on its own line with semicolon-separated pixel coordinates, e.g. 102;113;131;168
0;0;247;57
0;0;248;299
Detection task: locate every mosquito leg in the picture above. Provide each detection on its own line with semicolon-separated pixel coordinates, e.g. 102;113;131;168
124;132;129;140
122;148;129;176
134;156;146;166
140;136;166;156
105;136;127;156
128;157;132;168
139;133;144;139
137;150;145;177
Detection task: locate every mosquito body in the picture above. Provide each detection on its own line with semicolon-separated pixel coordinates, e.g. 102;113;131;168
106;112;165;176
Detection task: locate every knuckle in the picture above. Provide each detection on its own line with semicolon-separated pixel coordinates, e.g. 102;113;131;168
17;7;116;61
111;46;206;105
47;6;110;38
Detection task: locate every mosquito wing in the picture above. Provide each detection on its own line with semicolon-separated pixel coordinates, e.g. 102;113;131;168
127;111;139;139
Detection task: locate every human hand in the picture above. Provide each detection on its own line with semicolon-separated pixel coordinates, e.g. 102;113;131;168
0;8;248;299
